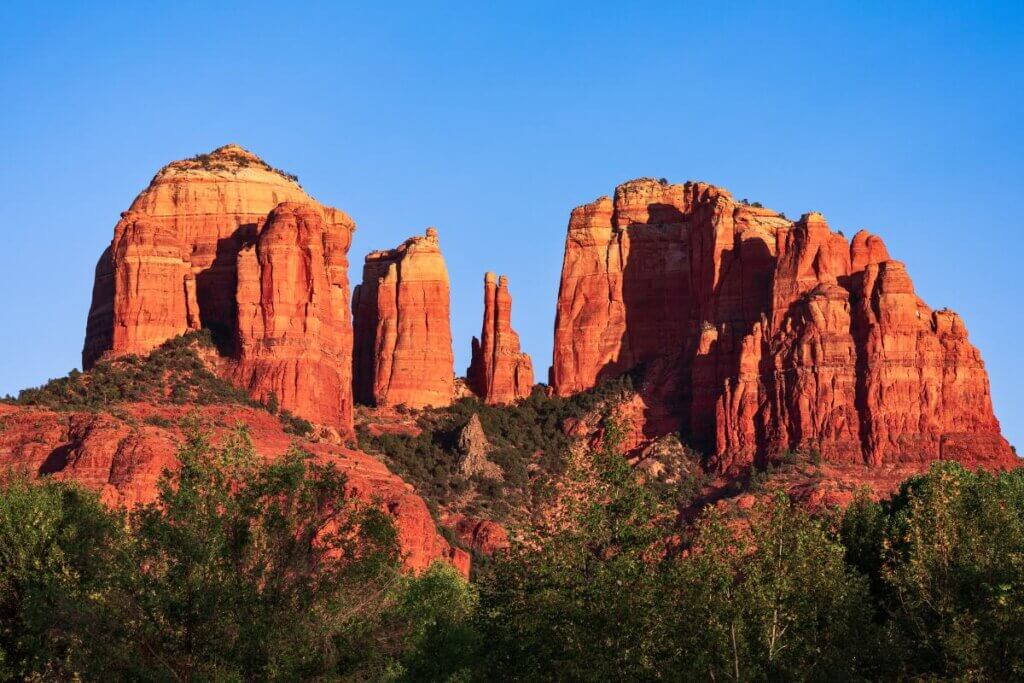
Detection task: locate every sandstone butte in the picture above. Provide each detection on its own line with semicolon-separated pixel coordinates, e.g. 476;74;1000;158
551;178;1015;474
82;145;356;432
467;272;535;404
352;229;455;408
0;402;469;576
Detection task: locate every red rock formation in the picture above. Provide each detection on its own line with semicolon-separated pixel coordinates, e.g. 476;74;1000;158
85;145;317;367
0;402;466;575
105;214;202;358
444;514;510;556
467;273;534;404
552;179;1014;473
352;229;454;408
233;202;355;432
83;145;357;430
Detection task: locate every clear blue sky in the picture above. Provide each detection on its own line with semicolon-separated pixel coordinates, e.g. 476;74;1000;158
2;1;1021;449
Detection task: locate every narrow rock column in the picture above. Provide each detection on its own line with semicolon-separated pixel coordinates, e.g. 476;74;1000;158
468;273;534;404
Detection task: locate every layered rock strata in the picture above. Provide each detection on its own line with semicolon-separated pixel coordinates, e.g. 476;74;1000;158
83;145;356;431
551;178;1013;472
84;145;315;366
352;229;454;408
233;202;355;431
467;273;535;403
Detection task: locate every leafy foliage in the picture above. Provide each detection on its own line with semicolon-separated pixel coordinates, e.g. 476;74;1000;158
468;422;874;680
668;496;874;680
3;415;1023;680
0;427;477;681
472;420;679;679
843;462;1024;680
357;376;636;521
0;477;126;681
9;331;258;412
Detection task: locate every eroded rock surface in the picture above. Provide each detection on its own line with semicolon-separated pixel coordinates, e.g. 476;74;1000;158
551;178;1013;472
84;145;318;366
456;413;502;479
233;202;355;431
352;229;454;408
83;145;356;430
467;273;534;404
0;403;466;575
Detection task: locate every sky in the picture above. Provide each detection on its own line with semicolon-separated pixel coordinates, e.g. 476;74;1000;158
1;1;1021;449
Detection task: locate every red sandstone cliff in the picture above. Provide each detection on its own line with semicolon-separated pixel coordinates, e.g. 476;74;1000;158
0;402;467;575
352;229;455;408
467;273;534;404
551;178;1013;472
83;145;356;431
233;202;355;432
84;145;315;366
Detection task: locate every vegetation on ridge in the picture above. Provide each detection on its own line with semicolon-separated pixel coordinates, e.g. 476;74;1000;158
3;422;1023;680
356;376;643;522
5;331;315;436
182;146;301;185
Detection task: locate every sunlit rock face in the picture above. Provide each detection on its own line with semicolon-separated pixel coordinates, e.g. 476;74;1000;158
83;145;357;431
233;202;355;432
467;272;534;404
551;178;1013;472
352;228;455;408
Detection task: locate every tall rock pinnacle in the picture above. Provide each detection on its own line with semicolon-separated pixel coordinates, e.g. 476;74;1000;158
352;228;455;408
232;202;356;431
467;272;534;404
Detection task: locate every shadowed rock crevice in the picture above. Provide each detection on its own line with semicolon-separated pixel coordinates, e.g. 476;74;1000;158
552;179;1013;473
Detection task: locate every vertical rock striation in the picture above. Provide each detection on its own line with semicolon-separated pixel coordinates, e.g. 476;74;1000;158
352;229;455;408
551;178;1013;472
233;202;356;432
83;145;356;431
84;145;315;367
467;273;534;404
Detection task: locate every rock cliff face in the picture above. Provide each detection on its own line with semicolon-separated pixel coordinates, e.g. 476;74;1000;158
352;229;454;408
84;145;315;367
467;273;534;404
551;178;1013;472
233;203;356;431
0;402;467;575
83;145;356;431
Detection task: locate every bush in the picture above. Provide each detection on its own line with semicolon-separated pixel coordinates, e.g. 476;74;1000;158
279;410;314;437
358;376;636;521
10;331;257;412
0;427;441;680
143;415;174;428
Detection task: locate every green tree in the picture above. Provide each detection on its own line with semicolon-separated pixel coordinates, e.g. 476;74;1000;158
670;495;876;680
0;477;128;680
392;562;480;682
868;462;1024;679
473;420;678;680
121;426;404;681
